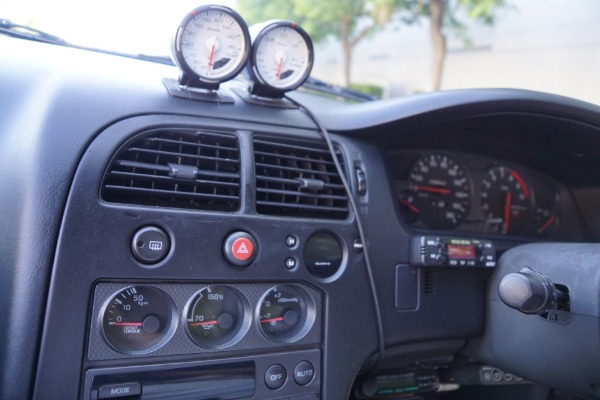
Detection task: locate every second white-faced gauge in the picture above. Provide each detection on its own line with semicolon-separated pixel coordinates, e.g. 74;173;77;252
404;153;471;229
248;21;314;97
172;5;251;88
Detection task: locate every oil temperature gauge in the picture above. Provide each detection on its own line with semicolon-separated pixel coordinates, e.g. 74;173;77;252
258;285;315;343
184;286;250;348
247;20;314;97
100;286;177;355
172;5;251;89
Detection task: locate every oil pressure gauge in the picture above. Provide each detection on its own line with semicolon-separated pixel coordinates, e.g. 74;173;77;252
172;5;251;90
248;21;314;97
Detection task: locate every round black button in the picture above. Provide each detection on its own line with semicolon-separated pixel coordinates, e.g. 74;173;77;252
131;226;170;264
286;235;297;248
293;361;315;386
285;257;297;270
265;364;287;390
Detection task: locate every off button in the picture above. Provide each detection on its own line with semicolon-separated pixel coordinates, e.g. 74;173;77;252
223;231;257;266
265;364;287;390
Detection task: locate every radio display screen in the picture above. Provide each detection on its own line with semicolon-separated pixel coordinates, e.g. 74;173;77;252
447;244;475;260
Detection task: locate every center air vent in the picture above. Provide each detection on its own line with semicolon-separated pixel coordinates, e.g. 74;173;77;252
102;129;240;212
254;136;349;219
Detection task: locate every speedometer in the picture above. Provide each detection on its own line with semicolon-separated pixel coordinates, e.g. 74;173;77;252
405;153;471;229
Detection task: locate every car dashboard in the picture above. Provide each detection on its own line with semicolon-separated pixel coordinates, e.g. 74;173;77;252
2;33;600;400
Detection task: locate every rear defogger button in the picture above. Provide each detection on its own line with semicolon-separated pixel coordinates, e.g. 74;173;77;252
223;231;257;266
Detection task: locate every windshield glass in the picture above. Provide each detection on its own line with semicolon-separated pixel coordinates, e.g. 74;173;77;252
2;0;598;104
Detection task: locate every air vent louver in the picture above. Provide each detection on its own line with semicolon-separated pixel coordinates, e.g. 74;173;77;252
254;136;349;219
102;129;241;212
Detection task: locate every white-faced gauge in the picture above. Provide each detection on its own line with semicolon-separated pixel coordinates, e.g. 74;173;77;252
172;5;251;89
248;21;314;97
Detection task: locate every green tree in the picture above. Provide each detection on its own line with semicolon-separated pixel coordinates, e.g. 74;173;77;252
413;0;508;90
237;0;508;90
238;0;408;86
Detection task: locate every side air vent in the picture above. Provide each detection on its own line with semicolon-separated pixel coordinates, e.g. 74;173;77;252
254;136;349;219
102;129;241;212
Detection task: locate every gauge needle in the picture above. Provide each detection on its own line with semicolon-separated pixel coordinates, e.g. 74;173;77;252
413;185;451;195
503;191;512;234
538;216;556;233
275;58;283;81
260;317;284;324
190;320;218;327
109;322;143;327
399;197;419;214
207;45;215;73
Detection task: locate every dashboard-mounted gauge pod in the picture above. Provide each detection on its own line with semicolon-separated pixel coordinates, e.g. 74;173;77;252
171;5;251;91
247;20;314;98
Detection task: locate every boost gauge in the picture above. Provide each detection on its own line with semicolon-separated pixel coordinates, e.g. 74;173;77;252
172;5;251;89
248;21;314;97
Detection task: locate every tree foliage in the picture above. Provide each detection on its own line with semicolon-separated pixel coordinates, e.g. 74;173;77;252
238;0;410;85
237;0;508;89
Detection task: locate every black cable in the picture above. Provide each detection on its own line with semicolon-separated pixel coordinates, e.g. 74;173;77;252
286;95;386;372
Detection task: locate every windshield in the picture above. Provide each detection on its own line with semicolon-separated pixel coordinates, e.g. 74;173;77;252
1;0;599;104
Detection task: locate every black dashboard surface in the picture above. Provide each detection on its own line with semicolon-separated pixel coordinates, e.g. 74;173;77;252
2;34;600;400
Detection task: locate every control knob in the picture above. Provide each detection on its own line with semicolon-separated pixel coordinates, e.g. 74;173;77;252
498;267;560;314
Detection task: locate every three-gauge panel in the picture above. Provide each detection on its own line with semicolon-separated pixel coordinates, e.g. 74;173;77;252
98;284;317;356
396;151;560;238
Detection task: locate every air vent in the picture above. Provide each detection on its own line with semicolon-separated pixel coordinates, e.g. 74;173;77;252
254;136;349;219
102;129;241;212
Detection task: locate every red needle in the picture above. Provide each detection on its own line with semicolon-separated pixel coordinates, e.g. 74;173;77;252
207;45;215;73
414;185;451;195
538;216;556;233
260;317;284;324
275;58;283;81
503;191;512;234
109;322;143;327
399;197;419;214
190;320;218;327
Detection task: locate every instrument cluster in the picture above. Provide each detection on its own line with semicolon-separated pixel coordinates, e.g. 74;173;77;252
389;151;561;238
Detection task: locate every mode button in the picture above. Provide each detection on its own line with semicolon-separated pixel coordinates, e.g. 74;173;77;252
98;382;141;399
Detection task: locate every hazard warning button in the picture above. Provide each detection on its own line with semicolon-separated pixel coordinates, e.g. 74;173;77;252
223;231;258;266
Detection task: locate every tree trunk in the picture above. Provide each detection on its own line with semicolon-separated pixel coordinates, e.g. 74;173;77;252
340;15;352;87
429;0;446;91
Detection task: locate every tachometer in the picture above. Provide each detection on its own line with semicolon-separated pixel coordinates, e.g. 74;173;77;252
480;166;532;235
405;153;471;229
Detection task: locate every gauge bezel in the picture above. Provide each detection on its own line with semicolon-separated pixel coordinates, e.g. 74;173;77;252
171;5;251;87
248;20;314;96
256;284;316;344
99;286;178;355
182;285;251;349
